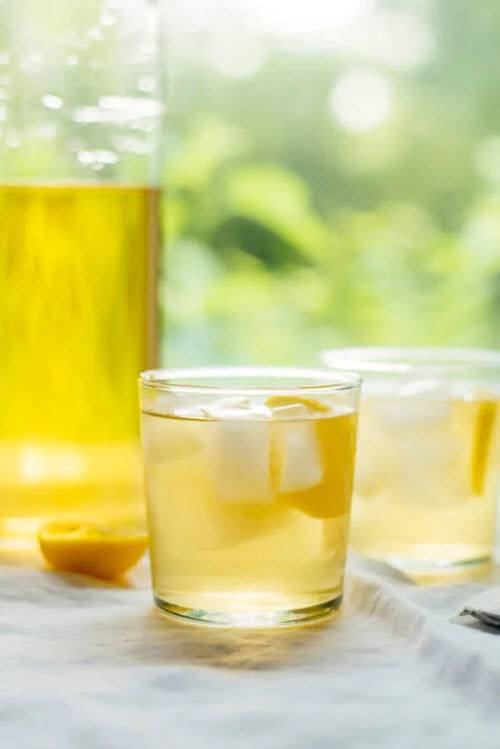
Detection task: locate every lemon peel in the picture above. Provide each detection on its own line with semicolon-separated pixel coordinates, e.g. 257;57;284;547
38;520;148;579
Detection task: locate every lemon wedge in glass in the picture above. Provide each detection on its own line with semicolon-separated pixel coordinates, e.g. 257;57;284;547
265;394;331;414
470;399;498;496
38;521;148;579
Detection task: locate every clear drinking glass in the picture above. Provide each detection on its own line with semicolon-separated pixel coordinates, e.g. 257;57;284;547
0;0;163;545
140;367;360;627
322;347;500;580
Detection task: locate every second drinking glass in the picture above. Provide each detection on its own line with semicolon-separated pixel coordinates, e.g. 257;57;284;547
322;347;500;580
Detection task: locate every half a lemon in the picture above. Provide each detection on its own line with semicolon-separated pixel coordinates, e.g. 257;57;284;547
38;521;148;579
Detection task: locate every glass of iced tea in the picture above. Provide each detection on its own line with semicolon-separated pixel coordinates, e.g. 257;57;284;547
139;367;360;627
322;348;500;581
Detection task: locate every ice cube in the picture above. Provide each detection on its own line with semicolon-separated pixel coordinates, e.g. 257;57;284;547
147;455;275;550
202;396;272;421
246;404;273;420
204;396;250;416
272;403;310;420
207;420;274;503
264;402;324;493
172;405;210;420
142;393;187;416
397;378;453;400
276;421;323;494
369;386;451;427
141;393;208;421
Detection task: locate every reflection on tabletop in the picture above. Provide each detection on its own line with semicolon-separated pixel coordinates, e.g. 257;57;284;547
144;609;335;671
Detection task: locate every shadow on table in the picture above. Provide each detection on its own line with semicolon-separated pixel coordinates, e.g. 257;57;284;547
133;607;337;671
125;556;500;669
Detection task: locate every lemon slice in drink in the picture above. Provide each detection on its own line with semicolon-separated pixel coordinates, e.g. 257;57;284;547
38;521;148;579
266;395;331;414
470;399;497;496
266;394;356;519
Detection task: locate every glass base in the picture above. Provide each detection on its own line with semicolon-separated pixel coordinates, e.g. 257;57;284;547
377;553;493;584
154;593;342;628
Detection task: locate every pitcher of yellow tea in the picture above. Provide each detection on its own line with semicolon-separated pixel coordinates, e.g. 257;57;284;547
0;0;163;546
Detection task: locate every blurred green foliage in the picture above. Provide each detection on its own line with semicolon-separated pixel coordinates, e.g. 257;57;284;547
162;0;500;365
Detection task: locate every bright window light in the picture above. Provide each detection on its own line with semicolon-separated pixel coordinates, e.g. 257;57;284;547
329;69;393;133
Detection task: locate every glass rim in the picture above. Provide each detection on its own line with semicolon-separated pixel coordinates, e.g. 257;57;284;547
321;346;500;375
139;366;361;396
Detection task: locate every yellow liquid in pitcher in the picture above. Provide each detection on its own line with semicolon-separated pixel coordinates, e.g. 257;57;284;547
0;183;159;545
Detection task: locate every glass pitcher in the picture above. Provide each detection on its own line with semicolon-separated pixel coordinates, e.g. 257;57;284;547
0;0;164;546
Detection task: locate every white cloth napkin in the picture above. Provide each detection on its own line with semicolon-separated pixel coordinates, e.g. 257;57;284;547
1;551;500;749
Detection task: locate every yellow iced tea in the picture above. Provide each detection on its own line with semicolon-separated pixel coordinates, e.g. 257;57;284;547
351;391;500;576
141;394;357;626
0;183;158;545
